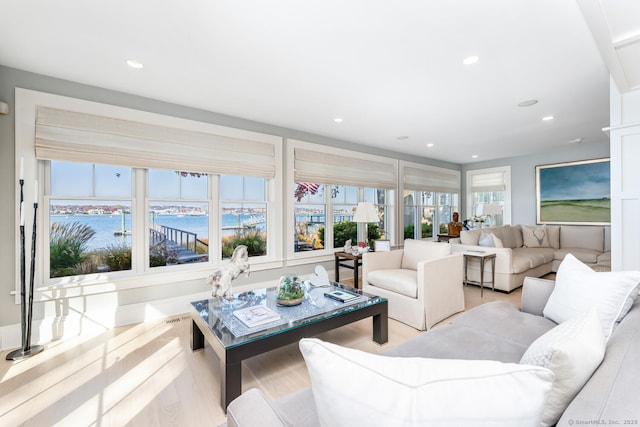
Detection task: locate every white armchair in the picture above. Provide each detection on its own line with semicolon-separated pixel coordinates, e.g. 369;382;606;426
362;239;464;330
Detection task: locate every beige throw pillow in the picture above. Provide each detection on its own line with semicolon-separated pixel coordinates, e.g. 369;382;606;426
522;225;550;248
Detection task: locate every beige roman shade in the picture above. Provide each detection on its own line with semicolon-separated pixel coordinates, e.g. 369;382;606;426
294;147;397;188
470;171;506;192
403;164;460;193
35;107;276;177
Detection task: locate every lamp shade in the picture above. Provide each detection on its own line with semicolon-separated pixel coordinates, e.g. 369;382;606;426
353;202;378;223
481;203;502;215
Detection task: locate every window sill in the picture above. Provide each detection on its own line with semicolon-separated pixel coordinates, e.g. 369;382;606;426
27;258;285;302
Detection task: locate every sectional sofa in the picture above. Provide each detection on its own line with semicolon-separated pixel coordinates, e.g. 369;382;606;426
451;224;611;292
224;268;640;427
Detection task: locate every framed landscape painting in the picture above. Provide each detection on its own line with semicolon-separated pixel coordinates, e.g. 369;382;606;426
536;158;610;225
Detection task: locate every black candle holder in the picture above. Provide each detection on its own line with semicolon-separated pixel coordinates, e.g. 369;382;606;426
6;180;44;361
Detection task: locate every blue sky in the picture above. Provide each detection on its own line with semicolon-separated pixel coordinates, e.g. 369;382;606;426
539;161;610;201
51;161;266;203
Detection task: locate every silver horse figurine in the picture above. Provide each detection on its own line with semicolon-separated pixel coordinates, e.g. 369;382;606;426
207;245;250;300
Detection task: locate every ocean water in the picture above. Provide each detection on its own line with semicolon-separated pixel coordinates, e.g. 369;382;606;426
49;214;264;251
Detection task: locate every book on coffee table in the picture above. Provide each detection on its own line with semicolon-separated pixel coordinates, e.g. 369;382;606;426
233;305;281;328
324;289;359;303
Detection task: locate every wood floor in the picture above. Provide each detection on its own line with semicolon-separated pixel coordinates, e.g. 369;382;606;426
0;284;521;427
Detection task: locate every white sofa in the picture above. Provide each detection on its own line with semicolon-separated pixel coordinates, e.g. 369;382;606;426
362;239;464;330
452;224;611;292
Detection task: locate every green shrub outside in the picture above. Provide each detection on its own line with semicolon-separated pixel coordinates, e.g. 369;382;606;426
222;230;266;258
317;222;381;248
103;244;132;271
50;221;96;278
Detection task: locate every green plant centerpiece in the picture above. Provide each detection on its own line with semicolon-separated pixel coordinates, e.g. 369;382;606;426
277;274;305;306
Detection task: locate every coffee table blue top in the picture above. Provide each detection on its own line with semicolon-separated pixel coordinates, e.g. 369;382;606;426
190;282;386;348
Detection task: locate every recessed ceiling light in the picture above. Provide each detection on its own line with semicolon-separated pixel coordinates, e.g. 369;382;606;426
397;136;409;140
333;118;343;123
426;143;434;148
471;154;479;159
463;55;479;65
126;59;144;69
568;138;584;144
518;99;538;107
542;115;554;121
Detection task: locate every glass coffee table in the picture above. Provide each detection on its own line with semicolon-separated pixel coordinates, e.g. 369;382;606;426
190;282;388;409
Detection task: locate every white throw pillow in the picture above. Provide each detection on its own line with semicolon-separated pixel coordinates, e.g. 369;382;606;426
299;338;554;427
478;231;503;248
520;308;606;426
543;254;640;340
522;224;550;248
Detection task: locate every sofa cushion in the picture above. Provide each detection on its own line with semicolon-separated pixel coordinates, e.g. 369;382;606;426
520;308;606;426
401;239;450;270
512;224;524;248
497;224;518;249
560;226;604;252
511;248;540;274
597;251;611;264
546;225;561;249
543;254;640;340
366;269;417;298
460;229;481;246
553;248;601;264
521;247;555;268
299;338;554;427
523;225;551;248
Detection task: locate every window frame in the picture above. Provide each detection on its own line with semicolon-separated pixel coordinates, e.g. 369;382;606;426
285;139;398;262
465;166;512;225
15;89;283;301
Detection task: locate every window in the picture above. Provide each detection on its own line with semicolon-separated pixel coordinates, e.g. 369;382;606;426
466;166;511;226
289;140;398;254
401;160;461;240
148;169;209;267
403;190;458;239
294;182;327;252
220;175;268;259
293;183;392;252
19;90;282;292
48;161;133;278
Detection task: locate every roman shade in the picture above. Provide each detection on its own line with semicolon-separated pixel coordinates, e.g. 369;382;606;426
470;171;506;192
403;164;460;193
35;107;276;177
294;147;397;188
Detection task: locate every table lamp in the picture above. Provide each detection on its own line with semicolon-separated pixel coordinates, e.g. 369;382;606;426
353;202;379;249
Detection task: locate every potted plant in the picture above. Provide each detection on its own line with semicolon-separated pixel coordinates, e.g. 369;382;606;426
277;274;305;306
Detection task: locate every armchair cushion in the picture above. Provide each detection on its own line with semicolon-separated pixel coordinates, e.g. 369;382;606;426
366;269;417;298
401;239;451;270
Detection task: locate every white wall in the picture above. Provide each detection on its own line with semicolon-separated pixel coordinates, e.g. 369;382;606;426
609;79;640;270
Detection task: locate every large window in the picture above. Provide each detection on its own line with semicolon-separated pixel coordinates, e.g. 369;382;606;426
18;92;281;292
466;166;511;227
293;183;391;252
403;190;458;239
45;162;273;281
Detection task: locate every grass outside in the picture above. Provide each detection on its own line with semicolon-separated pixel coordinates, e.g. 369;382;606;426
540;199;610;222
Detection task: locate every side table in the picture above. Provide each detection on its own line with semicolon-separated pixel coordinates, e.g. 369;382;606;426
461;251;496;297
334;251;363;289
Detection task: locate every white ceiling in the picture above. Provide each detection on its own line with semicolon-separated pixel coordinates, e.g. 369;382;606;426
0;0;630;164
